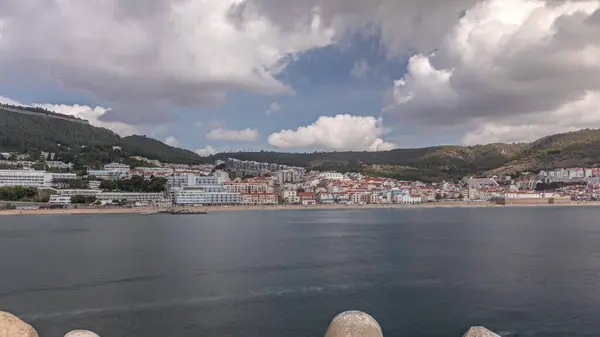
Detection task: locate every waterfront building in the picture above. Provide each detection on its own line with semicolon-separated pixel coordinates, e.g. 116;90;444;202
55;189;102;197
224;182;270;194
169;172;242;206
172;186;242;205
240;193;278;205
0;169;45;188
298;192;315;205
96;192;166;203
49;195;71;205
279;189;300;204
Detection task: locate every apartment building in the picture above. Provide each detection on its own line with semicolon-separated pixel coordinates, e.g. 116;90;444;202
240;193;278;205
172;187;242;206
0;169;45;187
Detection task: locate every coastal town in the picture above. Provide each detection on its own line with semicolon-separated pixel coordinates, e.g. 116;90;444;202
0;151;595;212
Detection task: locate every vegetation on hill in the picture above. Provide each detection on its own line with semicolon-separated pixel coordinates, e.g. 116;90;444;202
214;130;600;181
0;103;86;122
0;186;52;202
4;103;600;181
0;106;206;166
0;106;120;153
120;135;206;165
98;175;167;192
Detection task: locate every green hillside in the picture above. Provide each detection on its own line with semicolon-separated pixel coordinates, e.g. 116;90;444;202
215;129;600;181
0;106;206;165
4;104;600;181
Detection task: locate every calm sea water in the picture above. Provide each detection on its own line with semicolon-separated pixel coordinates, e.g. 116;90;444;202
1;207;600;337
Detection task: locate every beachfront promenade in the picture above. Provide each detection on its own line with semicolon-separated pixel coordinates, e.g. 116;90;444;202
0;310;499;336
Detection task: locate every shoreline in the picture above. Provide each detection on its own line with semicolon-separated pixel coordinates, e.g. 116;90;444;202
0;201;599;216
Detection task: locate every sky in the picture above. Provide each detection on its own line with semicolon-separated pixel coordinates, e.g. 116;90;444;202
1;0;600;156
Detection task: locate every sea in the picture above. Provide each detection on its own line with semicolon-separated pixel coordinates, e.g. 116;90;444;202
1;207;600;337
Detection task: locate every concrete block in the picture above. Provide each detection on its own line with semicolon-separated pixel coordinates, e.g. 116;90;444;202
324;311;383;337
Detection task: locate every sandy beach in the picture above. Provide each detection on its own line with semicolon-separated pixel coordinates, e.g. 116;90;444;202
0;201;599;216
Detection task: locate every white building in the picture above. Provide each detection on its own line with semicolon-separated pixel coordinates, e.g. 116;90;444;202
240;193;278;205
277;169;302;184
87;170;122;180
96;192;166;203
172;187;242;205
318;172;345;180
280;189;300;204
49;195;71;205
104;163;131;173
44;172;77;187
0;169;45;187
45;161;73;169
169;172;242;206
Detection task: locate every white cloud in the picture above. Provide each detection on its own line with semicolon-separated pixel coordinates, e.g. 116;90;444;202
195;146;218;157
268;114;395;151
351;59;369;79
3;0;600;146
384;0;600;144
206;128;261;141
265;102;280;116
0;96;21;106
0;96;137;136
0;1;336;123
164;136;180;147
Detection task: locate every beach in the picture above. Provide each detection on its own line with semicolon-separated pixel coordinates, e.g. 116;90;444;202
0;201;599;216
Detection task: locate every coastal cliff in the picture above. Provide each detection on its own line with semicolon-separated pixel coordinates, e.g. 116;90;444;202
0;310;499;337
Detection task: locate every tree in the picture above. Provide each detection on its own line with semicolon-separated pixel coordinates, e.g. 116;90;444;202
31;162;45;170
99;179;119;191
0;186;38;201
458;194;464;201
435;193;443;201
71;195;96;204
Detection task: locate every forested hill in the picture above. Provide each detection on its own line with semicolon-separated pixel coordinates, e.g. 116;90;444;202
0;106;206;165
4;104;600;181
214;129;600;181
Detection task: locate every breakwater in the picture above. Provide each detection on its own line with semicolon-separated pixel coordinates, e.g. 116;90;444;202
0;310;499;336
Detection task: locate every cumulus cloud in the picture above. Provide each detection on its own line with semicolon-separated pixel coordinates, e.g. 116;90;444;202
206;128;261;141
164;136;180;147
3;0;600;146
351;59;369;79
384;0;600;144
0;0;335;124
195;146;218;157
265;102;280;116
0;96;137;136
268;114;395;151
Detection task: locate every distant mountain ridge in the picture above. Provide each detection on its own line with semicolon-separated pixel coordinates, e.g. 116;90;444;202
2;103;600;180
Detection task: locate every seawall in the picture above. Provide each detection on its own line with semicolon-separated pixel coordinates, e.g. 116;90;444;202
0;310;500;336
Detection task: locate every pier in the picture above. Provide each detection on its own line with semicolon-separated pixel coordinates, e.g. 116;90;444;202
0;310;499;336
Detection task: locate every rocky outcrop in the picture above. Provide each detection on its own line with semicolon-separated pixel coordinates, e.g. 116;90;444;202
0;312;38;337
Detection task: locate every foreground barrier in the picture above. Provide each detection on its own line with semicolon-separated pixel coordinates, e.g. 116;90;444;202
0;310;500;337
